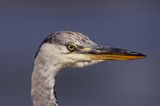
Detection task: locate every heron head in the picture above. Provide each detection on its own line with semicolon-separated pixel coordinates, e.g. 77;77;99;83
37;31;146;68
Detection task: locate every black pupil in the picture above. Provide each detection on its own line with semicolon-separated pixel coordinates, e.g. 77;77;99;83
69;45;74;50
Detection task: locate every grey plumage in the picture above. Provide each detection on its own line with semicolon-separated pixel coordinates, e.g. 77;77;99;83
32;31;145;106
32;31;97;106
35;31;96;58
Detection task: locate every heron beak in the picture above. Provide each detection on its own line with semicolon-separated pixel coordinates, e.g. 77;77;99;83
80;45;146;61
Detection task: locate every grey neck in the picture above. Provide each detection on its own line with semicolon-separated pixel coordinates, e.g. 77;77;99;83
31;56;61;106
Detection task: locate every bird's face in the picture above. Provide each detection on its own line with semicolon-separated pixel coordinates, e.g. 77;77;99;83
39;31;145;68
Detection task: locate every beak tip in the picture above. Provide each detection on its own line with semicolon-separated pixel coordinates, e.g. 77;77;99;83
136;53;146;58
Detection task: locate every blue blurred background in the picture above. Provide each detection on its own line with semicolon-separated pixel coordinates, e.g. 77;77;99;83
0;0;159;106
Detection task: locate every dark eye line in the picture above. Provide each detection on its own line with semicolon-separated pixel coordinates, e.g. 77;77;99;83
76;44;83;49
65;43;86;54
64;44;85;54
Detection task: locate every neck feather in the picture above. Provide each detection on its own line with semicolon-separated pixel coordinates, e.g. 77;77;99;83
31;55;62;106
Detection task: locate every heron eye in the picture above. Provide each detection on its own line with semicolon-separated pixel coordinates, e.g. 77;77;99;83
66;44;76;52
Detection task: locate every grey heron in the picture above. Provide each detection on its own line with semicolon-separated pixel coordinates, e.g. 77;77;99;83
32;31;146;106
